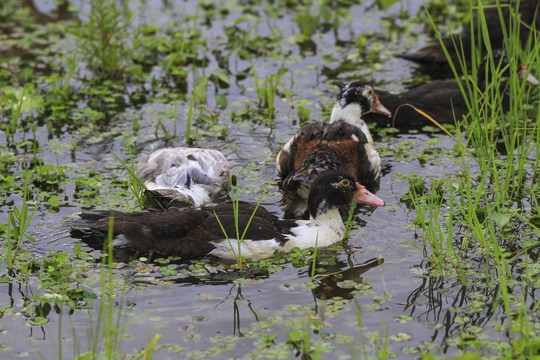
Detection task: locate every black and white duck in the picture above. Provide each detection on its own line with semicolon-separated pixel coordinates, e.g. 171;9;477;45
72;170;380;260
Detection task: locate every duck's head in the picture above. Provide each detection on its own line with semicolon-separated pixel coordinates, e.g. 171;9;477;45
479;50;539;85
307;169;384;219
330;81;391;126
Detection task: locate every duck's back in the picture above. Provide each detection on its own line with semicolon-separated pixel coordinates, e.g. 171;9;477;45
73;201;297;259
277;121;376;189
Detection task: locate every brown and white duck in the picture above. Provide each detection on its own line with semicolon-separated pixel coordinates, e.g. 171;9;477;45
72;170;379;260
276;81;389;216
135;147;230;209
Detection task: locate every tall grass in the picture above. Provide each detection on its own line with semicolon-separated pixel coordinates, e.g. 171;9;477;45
5;84;29;140
214;175;267;271
426;0;540;200
410;0;540;351
288;300;392;359
185;91;196;144
4;182;39;270
349;300;369;359
113;148;149;210
250;58;292;122
286;313;324;360
66;217;160;359
414;0;539;271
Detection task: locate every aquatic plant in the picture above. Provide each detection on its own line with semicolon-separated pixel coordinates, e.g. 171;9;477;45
41;222;161;359
1;0;539;358
408;1;540;355
4;183;38;270
113;148;149;210
250;58;292;122
214;175;267;272
75;0;140;79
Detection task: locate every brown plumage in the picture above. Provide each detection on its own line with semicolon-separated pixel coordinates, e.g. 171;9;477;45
276;82;388;217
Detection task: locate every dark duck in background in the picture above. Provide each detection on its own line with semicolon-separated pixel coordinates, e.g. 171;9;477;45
364;50;538;128
397;0;540;78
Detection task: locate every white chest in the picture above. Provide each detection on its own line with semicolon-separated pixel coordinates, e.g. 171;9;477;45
282;210;345;252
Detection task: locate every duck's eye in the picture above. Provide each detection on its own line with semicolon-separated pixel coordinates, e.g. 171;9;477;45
339;179;351;187
366;88;374;97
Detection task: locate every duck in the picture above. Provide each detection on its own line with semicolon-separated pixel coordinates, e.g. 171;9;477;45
276;81;389;217
135;147;230;209
364;50;539;127
398;0;540;78
72;170;383;261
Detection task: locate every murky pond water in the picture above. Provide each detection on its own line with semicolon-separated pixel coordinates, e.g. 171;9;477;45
1;0;537;359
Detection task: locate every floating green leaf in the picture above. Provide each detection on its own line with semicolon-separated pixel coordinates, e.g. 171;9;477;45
493;213;512;229
215;94;228;109
215;71;230;86
48;198;60;207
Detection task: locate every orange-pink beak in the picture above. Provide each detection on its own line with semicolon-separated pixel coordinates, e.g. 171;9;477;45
355;182;384;206
518;64;539;85
371;94;392;117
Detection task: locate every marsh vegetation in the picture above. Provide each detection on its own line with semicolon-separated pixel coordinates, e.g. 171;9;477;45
0;0;539;359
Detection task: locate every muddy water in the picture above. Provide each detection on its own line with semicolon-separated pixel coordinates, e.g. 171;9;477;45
0;0;493;359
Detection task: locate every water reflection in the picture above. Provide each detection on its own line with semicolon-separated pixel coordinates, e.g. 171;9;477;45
404;266;500;350
1;279;51;340
230;284;259;336
312;257;382;301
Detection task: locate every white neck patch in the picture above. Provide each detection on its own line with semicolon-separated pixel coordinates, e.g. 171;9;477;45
330;103;373;144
